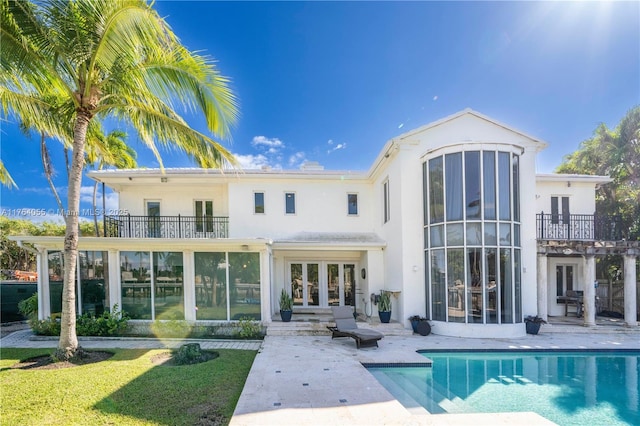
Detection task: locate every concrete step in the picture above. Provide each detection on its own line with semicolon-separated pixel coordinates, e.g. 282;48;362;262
267;317;413;336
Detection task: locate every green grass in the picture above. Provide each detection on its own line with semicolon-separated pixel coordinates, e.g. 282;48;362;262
0;348;256;425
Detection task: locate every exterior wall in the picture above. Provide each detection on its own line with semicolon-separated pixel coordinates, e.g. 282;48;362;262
400;113;545;337
535;180;598;215
118;183;229;217
227;178;373;239
82;110;610;335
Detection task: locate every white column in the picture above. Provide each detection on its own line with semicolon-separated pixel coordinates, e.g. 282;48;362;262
261;245;272;324
38;248;50;320
583;254;596;326
108;250;120;312
183;250;195;321
623;253;638;327
537;253;548;321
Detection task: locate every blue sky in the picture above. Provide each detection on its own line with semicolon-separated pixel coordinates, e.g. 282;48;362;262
1;1;638;222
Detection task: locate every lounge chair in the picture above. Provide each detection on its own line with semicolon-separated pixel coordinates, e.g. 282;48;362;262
327;306;384;349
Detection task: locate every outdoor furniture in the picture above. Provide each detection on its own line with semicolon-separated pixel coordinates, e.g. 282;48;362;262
327;306;384;349
558;290;583;317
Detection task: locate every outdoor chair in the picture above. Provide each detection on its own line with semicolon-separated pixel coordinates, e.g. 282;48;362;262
327;306;384;349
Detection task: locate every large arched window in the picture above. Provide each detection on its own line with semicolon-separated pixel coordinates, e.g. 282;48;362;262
423;149;521;324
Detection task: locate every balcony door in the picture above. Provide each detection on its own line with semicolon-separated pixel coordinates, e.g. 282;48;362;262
195;200;214;235
146;201;161;238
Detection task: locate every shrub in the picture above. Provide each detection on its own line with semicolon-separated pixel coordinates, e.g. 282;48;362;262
173;343;218;365
76;305;129;336
17;293;38;319
234;317;263;339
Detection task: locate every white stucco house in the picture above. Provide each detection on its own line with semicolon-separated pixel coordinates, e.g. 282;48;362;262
15;109;639;337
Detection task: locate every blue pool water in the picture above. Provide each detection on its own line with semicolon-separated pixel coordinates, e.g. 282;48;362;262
367;350;640;425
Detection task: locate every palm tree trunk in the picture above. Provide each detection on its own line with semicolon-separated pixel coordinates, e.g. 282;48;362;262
40;133;66;216
58;112;90;359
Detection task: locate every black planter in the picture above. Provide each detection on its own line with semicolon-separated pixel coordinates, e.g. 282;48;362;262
379;311;391;323
525;321;541;335
280;309;292;322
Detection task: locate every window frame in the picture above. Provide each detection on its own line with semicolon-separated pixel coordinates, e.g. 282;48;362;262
347;193;358;216
383;179;390;223
285;192;296;215
254;191;265;214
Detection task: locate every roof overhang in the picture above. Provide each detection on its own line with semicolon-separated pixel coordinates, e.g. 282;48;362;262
7;236;273;252
272;232;386;251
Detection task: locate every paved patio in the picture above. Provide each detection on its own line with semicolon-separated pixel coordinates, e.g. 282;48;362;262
2;324;639;425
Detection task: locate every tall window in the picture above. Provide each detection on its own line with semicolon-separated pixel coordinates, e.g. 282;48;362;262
347;193;358;215
254;192;265;214
285;192;296;214
383;179;390;223
551;196;570;224
195;200;213;232
424;150;521;326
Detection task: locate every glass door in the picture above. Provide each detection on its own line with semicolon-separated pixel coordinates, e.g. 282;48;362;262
289;262;356;308
146;201;161;238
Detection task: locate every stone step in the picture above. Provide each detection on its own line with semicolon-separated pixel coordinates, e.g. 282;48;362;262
267;318;413;336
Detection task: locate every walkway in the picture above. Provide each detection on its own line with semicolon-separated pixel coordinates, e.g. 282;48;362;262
3;327;639;425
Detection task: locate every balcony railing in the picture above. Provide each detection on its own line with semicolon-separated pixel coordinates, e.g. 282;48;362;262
104;215;229;239
536;213;623;241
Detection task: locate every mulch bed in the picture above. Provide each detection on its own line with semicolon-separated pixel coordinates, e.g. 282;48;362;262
10;351;114;370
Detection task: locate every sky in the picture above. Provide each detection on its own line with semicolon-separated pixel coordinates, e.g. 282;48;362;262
1;0;639;223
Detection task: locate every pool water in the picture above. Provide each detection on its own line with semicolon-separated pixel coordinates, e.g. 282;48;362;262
368;351;640;425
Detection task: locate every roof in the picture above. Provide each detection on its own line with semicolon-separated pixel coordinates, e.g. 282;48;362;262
273;232;386;250
536;174;612;185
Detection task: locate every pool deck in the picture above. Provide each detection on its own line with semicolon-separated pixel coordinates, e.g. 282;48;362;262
3;324;639;425
230;328;640;426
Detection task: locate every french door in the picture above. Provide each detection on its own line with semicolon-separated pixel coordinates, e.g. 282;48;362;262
289;262;356;308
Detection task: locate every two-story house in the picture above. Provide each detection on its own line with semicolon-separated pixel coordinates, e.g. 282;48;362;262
16;109;638;337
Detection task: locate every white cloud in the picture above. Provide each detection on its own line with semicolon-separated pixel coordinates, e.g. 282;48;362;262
234;153;274;169
251;136;284;152
288;152;306;167
327;142;347;154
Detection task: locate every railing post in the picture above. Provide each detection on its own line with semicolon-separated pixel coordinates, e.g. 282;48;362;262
178;214;182;238
127;213;131;238
540;211;544;239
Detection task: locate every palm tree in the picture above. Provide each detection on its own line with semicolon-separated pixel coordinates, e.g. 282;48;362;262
1;0;238;359
85;129;137;236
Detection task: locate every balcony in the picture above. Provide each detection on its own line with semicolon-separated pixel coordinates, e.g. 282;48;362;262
536;213;623;241
104;215;229;239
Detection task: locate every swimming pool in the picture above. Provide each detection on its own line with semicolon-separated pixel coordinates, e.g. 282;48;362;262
367;350;640;425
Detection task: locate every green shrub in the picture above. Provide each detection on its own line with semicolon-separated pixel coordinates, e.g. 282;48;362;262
31;318;60;335
18;293;38;319
76;304;129;336
173;343;218;365
234;317;263;339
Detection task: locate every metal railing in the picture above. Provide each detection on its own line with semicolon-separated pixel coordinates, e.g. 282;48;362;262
536;213;623;241
104;215;229;238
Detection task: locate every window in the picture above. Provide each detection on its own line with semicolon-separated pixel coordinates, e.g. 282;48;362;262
424;150;521;326
195;200;213;232
551;196;570;224
254;192;265;214
383;179;390;223
347;193;358;215
285;192;296;214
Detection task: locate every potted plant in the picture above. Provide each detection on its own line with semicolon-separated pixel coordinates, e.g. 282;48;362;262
524;315;546;335
279;288;293;322
408;315;431;336
378;291;391;323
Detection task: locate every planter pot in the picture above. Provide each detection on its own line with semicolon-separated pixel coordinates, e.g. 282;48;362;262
410;319;419;333
525;321;542;335
379;311;391;323
280;309;292;322
416;321;431;336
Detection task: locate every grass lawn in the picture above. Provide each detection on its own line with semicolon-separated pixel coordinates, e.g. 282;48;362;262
0;347;256;425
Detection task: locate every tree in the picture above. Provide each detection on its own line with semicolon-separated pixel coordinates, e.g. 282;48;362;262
556;106;640;241
85;129;137;236
1;0;238;359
